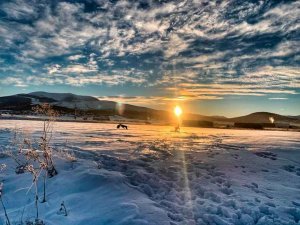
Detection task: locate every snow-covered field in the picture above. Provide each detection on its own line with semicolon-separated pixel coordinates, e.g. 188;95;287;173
0;120;300;225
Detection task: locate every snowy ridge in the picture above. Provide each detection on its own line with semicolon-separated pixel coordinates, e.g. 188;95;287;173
29;91;99;102
29;91;114;110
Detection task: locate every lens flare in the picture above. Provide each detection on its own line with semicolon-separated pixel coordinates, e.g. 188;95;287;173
116;102;125;115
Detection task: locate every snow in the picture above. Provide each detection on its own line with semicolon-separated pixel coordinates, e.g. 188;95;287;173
0;120;300;225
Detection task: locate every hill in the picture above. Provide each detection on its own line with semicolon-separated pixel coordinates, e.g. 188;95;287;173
0;92;173;121
229;112;298;123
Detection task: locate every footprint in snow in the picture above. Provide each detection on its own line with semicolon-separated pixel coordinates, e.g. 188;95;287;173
254;151;277;160
282;165;300;176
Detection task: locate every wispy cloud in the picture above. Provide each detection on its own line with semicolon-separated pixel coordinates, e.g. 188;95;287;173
68;55;85;61
0;0;299;102
1;0;39;20
97;94;222;107
269;98;288;100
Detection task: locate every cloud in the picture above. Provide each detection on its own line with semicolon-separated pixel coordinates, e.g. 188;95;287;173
268;98;288;100
1;77;28;87
164;34;190;58
175;83;296;97
1;67;149;87
97;94;222;107
62;65;97;74
64;74;147;86
47;64;61;75
0;0;299;101
235;66;300;89
68;55;85;61
171;65;299;97
1;0;39;20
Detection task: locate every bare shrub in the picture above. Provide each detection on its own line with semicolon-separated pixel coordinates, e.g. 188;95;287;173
58;147;77;163
25;164;42;221
7;104;59;224
0;165;11;225
32;104;58;177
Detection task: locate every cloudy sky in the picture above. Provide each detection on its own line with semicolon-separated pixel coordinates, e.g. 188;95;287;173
0;0;299;116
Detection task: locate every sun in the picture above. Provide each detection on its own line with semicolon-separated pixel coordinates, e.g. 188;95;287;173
174;106;182;117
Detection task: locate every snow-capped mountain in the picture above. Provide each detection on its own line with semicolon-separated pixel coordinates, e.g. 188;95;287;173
28;91;116;111
0;92;169;120
0;91;150;112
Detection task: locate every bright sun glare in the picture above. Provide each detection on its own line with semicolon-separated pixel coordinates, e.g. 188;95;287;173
174;106;182;117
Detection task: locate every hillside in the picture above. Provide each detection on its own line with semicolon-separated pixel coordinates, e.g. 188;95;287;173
230;112;298;123
0;92;173;121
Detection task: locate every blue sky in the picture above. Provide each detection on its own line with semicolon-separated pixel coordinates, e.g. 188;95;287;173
0;0;299;117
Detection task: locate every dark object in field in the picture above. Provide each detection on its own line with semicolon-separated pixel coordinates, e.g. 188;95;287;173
174;125;180;132
58;201;68;216
117;124;128;129
15;165;26;174
47;166;58;178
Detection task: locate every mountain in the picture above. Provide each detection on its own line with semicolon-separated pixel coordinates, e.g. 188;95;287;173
0;91;148;111
0;92;172;121
0;92;299;124
27;91;165;112
28;91;115;110
229;112;299;123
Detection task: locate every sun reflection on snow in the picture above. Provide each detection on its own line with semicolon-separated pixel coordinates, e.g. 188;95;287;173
180;151;195;222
